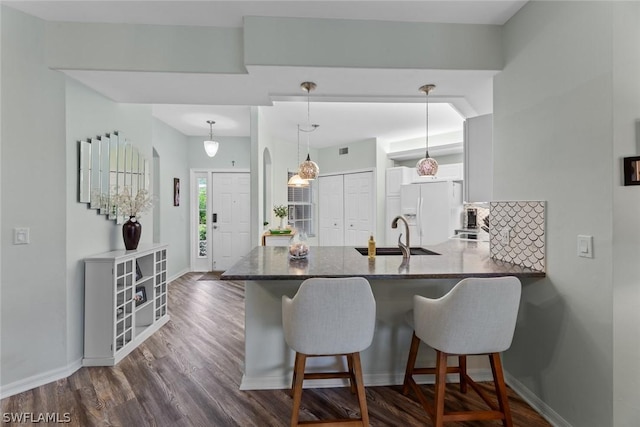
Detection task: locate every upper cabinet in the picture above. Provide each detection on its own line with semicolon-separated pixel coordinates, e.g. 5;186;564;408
385;167;414;198
464;114;493;203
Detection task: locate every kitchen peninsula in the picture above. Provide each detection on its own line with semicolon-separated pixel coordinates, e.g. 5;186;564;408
221;240;544;390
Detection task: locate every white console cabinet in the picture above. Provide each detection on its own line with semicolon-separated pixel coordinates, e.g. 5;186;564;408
83;244;169;366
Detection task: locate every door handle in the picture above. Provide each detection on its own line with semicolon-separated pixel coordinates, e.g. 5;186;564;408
213;225;218;230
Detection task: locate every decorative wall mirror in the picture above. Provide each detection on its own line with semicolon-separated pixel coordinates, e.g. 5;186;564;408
78;131;150;224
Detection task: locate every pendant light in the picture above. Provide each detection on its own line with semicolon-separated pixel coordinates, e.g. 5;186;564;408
298;81;320;180
288;125;310;188
416;84;438;177
203;120;219;157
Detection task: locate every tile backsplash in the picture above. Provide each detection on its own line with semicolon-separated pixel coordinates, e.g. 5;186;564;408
489;201;546;272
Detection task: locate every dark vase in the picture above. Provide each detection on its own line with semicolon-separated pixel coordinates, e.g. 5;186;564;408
122;216;142;250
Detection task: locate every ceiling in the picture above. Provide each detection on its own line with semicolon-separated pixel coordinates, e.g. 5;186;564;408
5;1;527;149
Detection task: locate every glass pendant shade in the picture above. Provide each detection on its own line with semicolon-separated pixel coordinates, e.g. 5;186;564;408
416;155;439;176
299;154;319;180
203;140;219;157
204;120;219;157
287;174;309;187
416;84;438;177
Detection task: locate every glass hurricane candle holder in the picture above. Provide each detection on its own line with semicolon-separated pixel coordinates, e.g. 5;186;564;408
288;231;309;259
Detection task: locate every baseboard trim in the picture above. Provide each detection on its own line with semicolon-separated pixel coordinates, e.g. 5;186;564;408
504;371;572;427
240;368;493;391
0;358;82;400
168;268;190;284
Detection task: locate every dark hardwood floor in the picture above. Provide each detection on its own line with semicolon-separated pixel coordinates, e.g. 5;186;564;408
1;273;551;426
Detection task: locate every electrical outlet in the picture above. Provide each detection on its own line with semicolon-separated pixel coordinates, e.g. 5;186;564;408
500;227;511;245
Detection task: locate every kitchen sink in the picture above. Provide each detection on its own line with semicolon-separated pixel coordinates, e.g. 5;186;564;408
354;247;440;256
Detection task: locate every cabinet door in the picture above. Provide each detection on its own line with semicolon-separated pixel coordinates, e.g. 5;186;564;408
344;172;374;246
154;249;168;321
114;259;135;353
318;175;344;246
385;196;401;246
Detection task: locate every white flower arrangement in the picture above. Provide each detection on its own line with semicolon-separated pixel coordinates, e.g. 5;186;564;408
273;205;288;218
111;187;154;218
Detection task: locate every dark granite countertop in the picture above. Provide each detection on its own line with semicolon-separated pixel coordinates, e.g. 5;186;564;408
220;240;545;281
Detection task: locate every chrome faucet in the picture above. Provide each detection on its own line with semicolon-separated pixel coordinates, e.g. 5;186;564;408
391;215;410;259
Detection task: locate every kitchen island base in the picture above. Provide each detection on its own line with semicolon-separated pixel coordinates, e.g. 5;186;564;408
241;278;495;390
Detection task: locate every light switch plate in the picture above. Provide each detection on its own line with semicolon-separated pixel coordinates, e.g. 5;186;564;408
14;227;30;245
577;235;593;258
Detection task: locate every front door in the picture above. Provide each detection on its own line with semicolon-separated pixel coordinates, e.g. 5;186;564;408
193;171;251;272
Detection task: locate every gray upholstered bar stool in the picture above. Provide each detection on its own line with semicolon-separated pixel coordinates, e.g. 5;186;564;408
282;277;376;427
402;276;522;427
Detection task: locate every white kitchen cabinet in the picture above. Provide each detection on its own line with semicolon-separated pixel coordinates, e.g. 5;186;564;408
385;167;413;245
319;171;375;246
385;166;413;197
83;244;169;366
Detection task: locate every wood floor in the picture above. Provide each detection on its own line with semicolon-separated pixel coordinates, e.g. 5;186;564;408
1;273;552;426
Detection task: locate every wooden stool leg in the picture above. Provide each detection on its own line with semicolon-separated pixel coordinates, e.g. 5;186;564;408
403;332;421;395
347;354;356;394
290;352;303;397
351;352;370;426
490;353;513;427
458;355;467;393
290;353;307;427
433;350;448;427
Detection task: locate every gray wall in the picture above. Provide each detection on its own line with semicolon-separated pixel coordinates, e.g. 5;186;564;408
611;3;640;425
187;135;251;170
1;6;68;386
494;2;620;426
152;119;190;278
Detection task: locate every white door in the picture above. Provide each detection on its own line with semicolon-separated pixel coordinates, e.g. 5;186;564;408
318;175;344;246
193;172;250;272
212;173;251;271
344;172;374;246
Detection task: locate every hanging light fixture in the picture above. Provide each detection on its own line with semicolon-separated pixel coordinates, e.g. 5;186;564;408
298;81;320;180
416;84;438;177
288;125;310;188
203;120;219;157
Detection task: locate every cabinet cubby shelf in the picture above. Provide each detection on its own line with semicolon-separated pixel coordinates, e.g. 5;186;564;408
83;244;169;367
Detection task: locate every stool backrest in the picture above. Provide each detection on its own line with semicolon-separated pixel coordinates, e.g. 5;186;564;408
414;276;521;355
282;277;376;355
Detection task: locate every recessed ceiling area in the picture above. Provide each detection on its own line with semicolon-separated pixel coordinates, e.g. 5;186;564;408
5;1;527;152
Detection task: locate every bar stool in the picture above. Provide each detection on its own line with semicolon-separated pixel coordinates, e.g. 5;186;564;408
402;276;522;427
282;277;376;427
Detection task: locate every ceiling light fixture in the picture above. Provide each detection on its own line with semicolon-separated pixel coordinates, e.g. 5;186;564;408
298;81;320;180
416;84;438;177
288;125;310;188
203;120;219;157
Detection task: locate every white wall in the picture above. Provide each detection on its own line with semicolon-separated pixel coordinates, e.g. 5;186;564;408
317;138;377;174
1;6;68;389
612;3;640;425
152;119;190;278
187;135;251;170
494;2;614;426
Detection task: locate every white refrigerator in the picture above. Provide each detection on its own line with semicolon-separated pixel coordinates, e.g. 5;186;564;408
399;180;463;246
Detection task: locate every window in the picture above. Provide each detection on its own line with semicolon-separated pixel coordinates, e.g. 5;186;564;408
287;172;315;236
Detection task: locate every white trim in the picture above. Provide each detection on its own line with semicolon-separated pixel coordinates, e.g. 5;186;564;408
240;368;493;391
0;358;83;399
505;371;572;427
168;268;190;284
318;167;376;178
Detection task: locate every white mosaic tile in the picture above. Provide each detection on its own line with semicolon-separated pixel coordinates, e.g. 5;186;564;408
489;201;546;271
